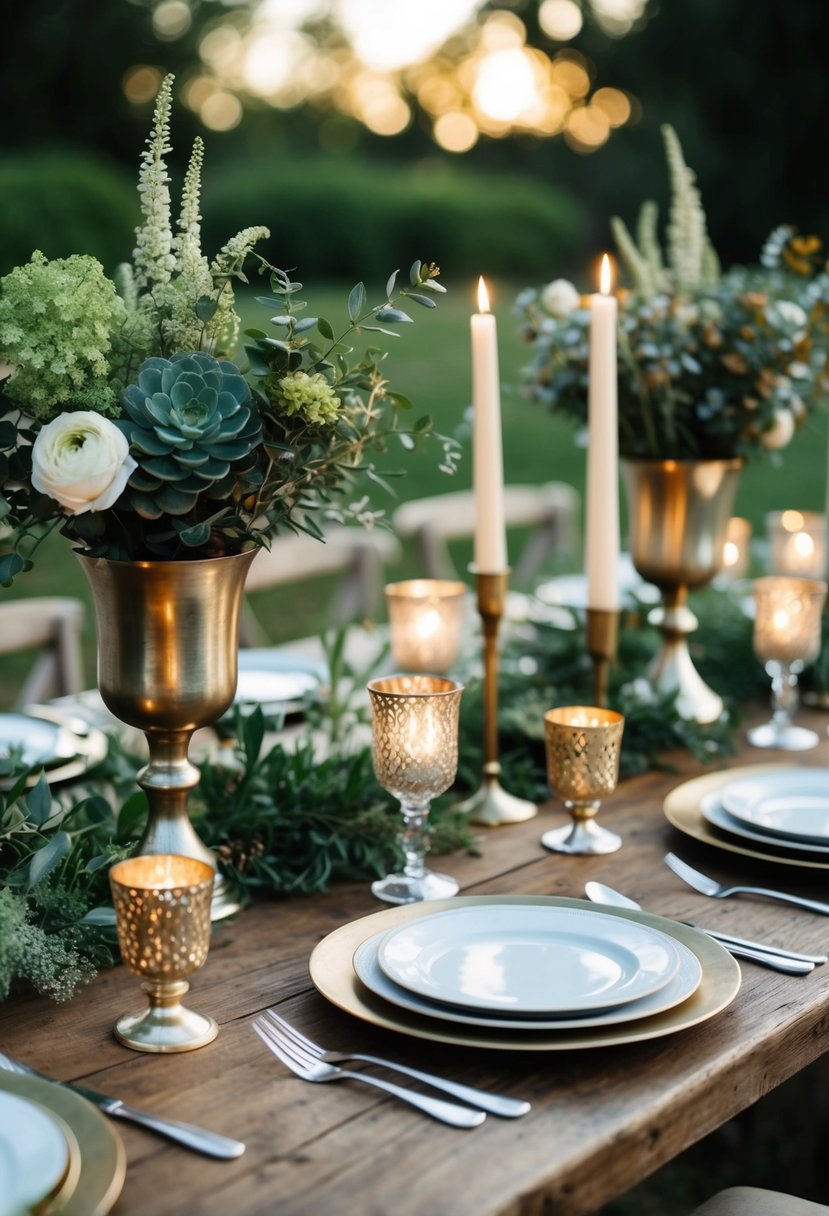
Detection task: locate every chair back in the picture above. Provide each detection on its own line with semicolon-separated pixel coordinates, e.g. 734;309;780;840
392;483;580;584
0;596;85;708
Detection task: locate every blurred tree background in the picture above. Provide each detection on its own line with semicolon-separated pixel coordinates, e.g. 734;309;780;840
2;0;827;284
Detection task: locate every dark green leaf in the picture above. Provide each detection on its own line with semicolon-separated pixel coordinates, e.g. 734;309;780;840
414;414;433;432
242;706;266;764
27;831;72;889
243;345;271;376
317;317;334;340
196;296;218;322
80;906;117;926
386;392;414;410
0;553;24;584
84;853;112;874
25;772;52;826
116;792;147;843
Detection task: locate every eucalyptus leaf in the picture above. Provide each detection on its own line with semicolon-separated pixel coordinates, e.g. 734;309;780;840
293;317;319;334
27;831;72;889
347;282;366;322
80;906;117;926
385;269;399;298
404;292;437;309
25;772;52;826
317;317;335;340
196;296;218;322
374;307;413;324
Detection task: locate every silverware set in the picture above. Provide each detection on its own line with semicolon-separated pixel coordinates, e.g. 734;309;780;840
252;1009;530;1127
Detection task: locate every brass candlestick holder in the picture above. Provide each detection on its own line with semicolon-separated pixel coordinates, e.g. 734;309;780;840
458;568;537;825
109;854;217;1053
586;608;620;708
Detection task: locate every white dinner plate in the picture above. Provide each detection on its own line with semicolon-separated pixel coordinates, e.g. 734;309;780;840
0;1091;74;1216
700;792;829;857
720;769;829;845
535;554;657;610
234;649;327;711
355;927;701;1030
0;713;77;768
376;903;682;1014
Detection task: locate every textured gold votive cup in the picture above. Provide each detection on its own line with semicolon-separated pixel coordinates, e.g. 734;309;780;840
766;510;828;580
385;579;468;673
541;706;625;855
752;576;827;667
367;674;463;903
109;854;217;1053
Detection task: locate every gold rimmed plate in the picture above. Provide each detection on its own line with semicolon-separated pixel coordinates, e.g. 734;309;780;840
0;1074;126;1216
308;895;741;1051
664;764;829;872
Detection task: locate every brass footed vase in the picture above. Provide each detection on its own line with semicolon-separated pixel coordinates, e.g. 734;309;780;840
79;550;257;920
621;458;742;724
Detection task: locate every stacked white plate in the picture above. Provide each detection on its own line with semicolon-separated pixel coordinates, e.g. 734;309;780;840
352;902;703;1033
701;768;829;859
0;711;108;790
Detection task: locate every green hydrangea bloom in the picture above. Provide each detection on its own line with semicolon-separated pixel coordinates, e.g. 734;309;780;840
0;252;127;419
273;370;341;426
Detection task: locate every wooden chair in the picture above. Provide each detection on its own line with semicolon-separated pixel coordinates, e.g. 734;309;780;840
690;1189;829;1215
0;596;85;708
240;526;402;646
391;482;580;586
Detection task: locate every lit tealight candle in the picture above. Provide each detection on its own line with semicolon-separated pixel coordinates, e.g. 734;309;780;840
585;255;620;612
385;579;467;673
767;509;828;580
471;277;507;573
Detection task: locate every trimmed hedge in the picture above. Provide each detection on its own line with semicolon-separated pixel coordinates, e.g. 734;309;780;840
202;155;583;281
0;152;138;276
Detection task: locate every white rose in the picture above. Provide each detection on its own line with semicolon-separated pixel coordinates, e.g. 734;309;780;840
760;408;795;451
31;411;137;515
540;279;581;318
775;300;807;329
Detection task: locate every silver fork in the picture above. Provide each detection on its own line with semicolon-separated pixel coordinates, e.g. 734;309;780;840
251;1017;485;1129
261;1010;530;1118
665;853;829;915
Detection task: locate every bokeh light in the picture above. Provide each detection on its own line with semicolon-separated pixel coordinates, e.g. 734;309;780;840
539;0;584;41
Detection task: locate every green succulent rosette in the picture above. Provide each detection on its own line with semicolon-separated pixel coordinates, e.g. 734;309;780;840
118;352;262;519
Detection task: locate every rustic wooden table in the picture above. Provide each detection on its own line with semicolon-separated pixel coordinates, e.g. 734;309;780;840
2;721;829;1216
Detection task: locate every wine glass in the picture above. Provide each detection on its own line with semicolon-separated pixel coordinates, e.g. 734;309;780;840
109;854;217;1052
748;576;827;750
541;706;625;855
367;674;463;904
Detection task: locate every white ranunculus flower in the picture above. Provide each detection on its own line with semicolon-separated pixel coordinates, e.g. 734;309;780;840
540;278;581;318
31;411;137;515
760;408;796;451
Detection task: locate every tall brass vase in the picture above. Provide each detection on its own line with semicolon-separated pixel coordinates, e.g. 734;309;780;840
621;458;742;724
79;550;257;920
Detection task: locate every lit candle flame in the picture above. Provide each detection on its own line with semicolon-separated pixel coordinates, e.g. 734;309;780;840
599;254;613;296
477;275;491;313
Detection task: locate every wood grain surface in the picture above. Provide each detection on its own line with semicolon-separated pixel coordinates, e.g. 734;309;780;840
2;719;829;1215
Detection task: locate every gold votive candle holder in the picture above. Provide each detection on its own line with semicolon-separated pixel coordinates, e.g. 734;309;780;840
384;579;468;673
109;854;217;1053
766;510;828;580
749;576;827;751
541;705;625;855
368;674;463;904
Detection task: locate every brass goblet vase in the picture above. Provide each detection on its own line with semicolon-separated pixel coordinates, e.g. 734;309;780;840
542;706;625;855
109;854;217;1053
367;674;463;904
80;550;257;920
622;458;742;724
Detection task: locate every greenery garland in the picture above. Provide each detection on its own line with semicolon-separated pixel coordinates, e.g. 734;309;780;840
0;591;767;1005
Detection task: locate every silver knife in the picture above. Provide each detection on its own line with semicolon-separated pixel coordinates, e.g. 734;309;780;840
687;926;826;966
0;1054;244;1159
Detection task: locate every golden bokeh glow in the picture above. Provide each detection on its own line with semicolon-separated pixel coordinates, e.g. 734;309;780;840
539;0;584;41
433;111;478;152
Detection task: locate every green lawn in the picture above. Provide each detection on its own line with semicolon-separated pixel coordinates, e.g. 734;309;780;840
2;277;828;704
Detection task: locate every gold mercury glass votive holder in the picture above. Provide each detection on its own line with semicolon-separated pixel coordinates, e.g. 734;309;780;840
748;576;827;751
766;510;828;580
109;854;217;1053
541;706;625;855
384;579;468;674
368;674;463;904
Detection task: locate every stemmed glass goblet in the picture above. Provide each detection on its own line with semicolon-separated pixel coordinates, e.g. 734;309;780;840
541;706;625;855
367;674;463;904
748;576;827;750
109;854;217;1052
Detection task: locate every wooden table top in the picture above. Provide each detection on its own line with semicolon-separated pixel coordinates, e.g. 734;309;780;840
2;719;829;1216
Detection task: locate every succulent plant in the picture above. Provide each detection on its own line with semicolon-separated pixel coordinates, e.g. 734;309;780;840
118;352;262;518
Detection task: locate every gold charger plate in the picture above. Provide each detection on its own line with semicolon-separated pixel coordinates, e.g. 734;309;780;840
308;895;741;1051
664;764;829;872
0;1074;126;1216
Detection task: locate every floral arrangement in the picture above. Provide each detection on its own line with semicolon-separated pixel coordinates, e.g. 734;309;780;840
0;75;455;582
516;125;828;462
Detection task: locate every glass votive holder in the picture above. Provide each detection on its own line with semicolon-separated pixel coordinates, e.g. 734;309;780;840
541;706;625;855
384;579;467;673
109;854;217;1053
720;516;752;582
766;510;828;580
749;576;827;750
